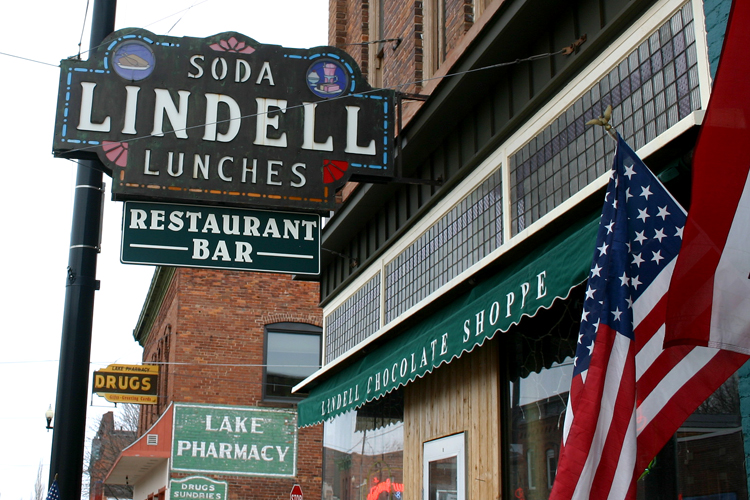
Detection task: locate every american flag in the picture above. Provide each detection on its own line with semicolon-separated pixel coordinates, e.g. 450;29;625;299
549;134;748;500
46;480;60;500
665;0;750;355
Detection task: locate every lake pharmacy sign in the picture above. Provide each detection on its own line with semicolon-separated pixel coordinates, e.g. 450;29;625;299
171;403;298;477
53;29;395;213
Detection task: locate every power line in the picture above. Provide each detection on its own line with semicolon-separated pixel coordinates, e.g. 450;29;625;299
0;51;59;68
74;0;213;60
53;46;572;158
77;0;92;60
0;359;319;368
0;0;215;69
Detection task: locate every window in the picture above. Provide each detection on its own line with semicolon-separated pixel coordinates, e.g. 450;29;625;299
425;0;446;77
263;322;322;401
368;0;385;88
473;0;493;22
503;285;750;500
546;447;557;490
322;389;405;500
526;449;536;490
423;433;465;500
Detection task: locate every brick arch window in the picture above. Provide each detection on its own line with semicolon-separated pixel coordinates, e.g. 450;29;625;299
149;349;159;426
158;326;171;413
263;322;322;402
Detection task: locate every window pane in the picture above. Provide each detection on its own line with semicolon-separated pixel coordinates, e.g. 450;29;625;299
322;408;405;500
265;330;320;399
429;457;458;500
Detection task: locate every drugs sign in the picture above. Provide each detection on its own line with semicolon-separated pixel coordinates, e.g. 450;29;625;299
92;363;159;404
52;29;394;213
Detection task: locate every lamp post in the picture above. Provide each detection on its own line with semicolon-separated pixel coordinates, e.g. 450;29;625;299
45;405;54;431
48;1;116;498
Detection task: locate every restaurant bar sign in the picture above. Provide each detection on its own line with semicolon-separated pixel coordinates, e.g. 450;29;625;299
121;201;320;274
172;403;297;477
92;363;159;404
52;29;395;213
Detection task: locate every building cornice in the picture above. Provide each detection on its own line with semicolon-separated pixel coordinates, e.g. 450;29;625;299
133;267;176;346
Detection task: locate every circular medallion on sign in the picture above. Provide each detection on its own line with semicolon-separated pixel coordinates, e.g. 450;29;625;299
112;41;155;81
306;59;348;98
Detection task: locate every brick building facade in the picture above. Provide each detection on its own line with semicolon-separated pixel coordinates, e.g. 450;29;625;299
89;411;136;500
105;267;324;500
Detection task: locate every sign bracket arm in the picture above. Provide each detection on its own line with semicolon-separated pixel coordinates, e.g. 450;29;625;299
392;91;442;187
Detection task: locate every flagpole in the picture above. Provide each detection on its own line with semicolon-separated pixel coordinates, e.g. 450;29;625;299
48;1;116;498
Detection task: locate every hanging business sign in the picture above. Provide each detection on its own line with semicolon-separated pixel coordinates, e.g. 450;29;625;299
170;476;228;500
121;201;320;274
92;363;159;404
172;403;297;477
52;29;394;213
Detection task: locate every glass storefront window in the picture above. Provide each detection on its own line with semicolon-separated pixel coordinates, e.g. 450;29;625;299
504;294;750;500
322;392;405;500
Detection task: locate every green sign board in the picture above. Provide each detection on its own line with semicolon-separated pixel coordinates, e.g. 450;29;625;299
121;201;320;274
172;403;297;477
170;476;227;500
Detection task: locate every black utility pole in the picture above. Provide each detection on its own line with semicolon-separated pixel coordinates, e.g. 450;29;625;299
49;1;116;498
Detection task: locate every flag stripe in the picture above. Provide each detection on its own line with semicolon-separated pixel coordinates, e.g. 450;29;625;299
573;328;629;498
635;349;746;471
634;323;665;382
555;327;617;497
709;172;750;351
589;339;637;499
633;292;668;352
666;0;750;353
637;347;718;428
636;337;697;403
606;407;637;500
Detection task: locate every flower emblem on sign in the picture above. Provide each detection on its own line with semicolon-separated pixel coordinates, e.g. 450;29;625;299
102;141;128;167
209;36;256;54
323;160;349;184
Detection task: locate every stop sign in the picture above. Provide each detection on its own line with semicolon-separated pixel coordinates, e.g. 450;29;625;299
290;484;303;500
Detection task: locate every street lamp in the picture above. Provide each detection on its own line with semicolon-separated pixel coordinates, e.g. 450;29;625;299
45;405;54;431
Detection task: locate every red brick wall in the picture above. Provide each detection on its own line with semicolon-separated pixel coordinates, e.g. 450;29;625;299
140;268;324;500
444;0;474;56
330;0;348;48
329;0;475;94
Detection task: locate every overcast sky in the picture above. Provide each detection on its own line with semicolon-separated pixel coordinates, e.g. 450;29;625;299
0;2;327;499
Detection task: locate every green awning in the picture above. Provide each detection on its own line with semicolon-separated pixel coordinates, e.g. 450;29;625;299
298;212;599;427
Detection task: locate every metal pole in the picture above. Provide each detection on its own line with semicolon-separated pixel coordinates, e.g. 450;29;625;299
49;1;116;498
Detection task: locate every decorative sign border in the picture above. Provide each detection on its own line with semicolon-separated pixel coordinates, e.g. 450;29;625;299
53;29;394;213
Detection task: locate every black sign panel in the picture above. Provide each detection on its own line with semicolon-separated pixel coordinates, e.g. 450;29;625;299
53;29;394;213
92;364;159;404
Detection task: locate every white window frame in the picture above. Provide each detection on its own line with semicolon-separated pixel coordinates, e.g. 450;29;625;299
423;433;466;500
